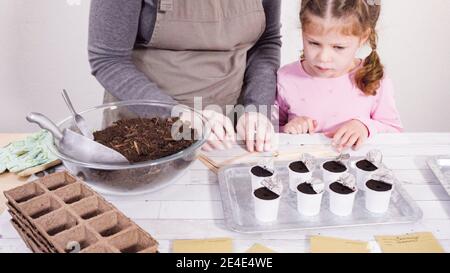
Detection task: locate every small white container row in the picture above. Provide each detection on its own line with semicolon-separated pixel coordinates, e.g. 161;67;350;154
253;181;393;222
251;159;379;192
250;159;394;222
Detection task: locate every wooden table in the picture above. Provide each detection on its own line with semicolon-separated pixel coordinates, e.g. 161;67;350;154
1;133;450;253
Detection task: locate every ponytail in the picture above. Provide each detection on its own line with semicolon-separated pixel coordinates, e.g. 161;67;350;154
354;29;384;96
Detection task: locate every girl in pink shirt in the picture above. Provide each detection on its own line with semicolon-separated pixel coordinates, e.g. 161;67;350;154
276;0;403;151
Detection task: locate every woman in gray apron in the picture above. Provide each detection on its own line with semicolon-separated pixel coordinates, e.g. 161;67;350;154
88;0;281;152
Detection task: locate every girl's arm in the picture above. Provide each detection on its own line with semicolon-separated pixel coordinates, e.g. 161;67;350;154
88;0;175;103
356;77;404;136
242;0;282;113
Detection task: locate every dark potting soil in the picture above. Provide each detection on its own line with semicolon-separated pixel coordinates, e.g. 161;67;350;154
253;187;279;200
323;161;347;173
297;182;317;194
251;166;274;177
356;159;378;172
329;182;354;195
289;161;309;173
94;117;196;163
366;179;393;192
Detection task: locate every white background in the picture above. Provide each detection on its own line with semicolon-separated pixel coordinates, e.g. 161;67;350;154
0;0;449;132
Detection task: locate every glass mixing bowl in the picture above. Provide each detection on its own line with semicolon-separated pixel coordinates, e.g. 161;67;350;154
48;100;209;196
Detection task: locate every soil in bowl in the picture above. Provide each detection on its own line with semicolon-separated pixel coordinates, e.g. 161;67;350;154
93;117;197;163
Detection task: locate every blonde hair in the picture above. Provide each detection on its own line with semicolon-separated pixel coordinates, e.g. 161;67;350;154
300;0;383;96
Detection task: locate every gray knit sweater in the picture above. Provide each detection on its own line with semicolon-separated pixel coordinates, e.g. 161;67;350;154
88;0;281;110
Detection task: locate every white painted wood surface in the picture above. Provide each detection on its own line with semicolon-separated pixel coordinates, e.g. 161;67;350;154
1;133;449;253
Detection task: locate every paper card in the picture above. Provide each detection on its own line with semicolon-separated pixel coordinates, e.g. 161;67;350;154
310;236;370;253
245;243;276;253
172;238;233;253
375;232;445;253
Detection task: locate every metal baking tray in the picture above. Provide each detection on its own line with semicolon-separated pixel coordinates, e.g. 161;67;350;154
427;155;450;197
218;158;423;233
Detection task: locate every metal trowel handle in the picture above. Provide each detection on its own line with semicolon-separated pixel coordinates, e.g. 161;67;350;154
26;112;64;141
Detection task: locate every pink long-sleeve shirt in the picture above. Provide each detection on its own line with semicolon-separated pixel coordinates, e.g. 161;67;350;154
275;61;403;136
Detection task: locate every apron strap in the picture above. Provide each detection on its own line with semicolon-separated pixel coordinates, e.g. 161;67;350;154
159;0;173;12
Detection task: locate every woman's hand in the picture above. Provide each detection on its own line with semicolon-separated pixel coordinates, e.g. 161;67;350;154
201;110;236;151
325;119;369;152
180;109;235;152
237;112;274;152
283;116;317;134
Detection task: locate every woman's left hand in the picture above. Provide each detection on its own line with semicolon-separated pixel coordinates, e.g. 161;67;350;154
325;119;369;152
237;112;274;152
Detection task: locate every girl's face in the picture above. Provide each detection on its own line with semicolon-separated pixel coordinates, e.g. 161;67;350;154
302;15;367;78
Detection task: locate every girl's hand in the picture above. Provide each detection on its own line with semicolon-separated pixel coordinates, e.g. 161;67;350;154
325;119;369;152
237;112;274;152
283;116;317;134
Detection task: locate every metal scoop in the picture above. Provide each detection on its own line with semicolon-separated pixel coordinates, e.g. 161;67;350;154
26;112;129;164
62;89;94;139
